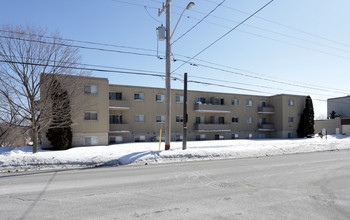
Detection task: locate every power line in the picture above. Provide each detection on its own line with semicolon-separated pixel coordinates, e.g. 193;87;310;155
0;29;157;54
172;0;274;73
189;76;334;97
171;0;226;45
0;35;158;58
203;0;350;49
177;58;350;95
0;60;166;78
2;28;349;96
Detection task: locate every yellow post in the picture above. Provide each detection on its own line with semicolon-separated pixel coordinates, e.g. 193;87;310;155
158;129;162;151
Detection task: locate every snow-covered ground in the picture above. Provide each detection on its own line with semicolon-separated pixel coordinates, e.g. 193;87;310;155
1;135;350;172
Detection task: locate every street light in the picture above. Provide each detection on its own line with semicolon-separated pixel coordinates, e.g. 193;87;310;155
158;1;194;151
170;2;195;40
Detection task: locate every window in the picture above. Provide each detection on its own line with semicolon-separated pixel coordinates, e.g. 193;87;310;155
248;133;253;139
175;135;183;141
246;117;252;124
215;134;224;140
135;135;146;142
232;99;239;106
258;101;266;108
176;95;184;103
110;115;123;124
176;115;183;123
196;134;206;141
196;116;206;124
288;132;294;138
156;115;166;123
109;92;122;100
259;133;267;138
134;115;145;123
134;93;145;101
211;97;224;105
85;136;98;145
232;117;239;123
232;134;239;139
213;116;225;124
109;136;123;144
195;97;206;104
289;99;294;106
156;94;165;102
84;85;98;94
288;117;294;123
246;99;253;106
84;112;98;121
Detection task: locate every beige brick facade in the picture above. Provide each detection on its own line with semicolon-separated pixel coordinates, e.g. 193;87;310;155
41;75;306;147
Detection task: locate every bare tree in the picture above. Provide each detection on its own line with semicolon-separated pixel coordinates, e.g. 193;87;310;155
0;25;85;153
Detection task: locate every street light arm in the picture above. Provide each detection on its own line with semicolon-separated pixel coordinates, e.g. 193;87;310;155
170;8;186;40
170;2;195;40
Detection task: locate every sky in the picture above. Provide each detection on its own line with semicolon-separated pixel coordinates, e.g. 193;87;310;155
1;0;350;118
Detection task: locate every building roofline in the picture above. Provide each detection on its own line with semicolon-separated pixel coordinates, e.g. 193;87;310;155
328;95;350;101
109;83;308;98
41;73;109;81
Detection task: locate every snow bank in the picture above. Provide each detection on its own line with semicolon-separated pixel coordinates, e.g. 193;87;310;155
1;135;350;172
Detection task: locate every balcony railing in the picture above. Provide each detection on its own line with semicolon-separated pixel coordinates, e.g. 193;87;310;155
109;124;130;132
258;107;275;114
109;100;130;110
194;104;231;113
258;123;275;131
194;123;231;132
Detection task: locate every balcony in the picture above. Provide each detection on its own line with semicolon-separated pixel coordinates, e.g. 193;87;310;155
109;124;130;133
258;107;275;114
258;124;275;131
194;104;231;113
195;123;231;132
109;100;130;110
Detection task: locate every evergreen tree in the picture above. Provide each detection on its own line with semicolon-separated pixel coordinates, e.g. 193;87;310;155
329;110;340;119
46;80;72;150
297;96;315;138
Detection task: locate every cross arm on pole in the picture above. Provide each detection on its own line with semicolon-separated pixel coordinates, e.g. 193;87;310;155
158;0;172;16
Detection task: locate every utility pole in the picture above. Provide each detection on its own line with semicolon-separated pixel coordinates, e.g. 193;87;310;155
165;0;171;151
158;0;172;150
183;72;188;150
158;1;194;151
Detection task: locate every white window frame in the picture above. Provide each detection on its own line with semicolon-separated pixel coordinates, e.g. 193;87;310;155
248;133;253;139
288;117;294;123
156;115;166;123
246;99;253;106
84;85;98;94
176;115;184;123
134;115;145;123
135;135;146;142
196;134;206;141
232;117;239;124
232;99;239;106
176;95;184;103
156;94;165;102
134;93;145;101
246;117;252;124
289;99;294;106
85;136;98;145
84;111;98;121
109;136;123;144
232;134;239;139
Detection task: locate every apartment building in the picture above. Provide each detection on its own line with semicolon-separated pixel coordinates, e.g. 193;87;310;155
41;75;306;147
328;96;350;118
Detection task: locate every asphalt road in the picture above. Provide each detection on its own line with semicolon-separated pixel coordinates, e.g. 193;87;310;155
1;150;350;220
